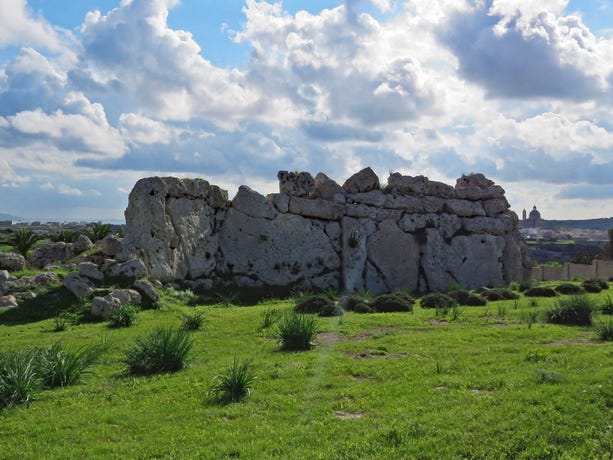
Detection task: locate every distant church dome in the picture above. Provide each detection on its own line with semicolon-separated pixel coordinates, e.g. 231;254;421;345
529;205;541;221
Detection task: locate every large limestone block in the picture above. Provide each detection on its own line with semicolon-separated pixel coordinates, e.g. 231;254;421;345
0;253;26;271
267;193;290;213
78;262;104;281
502;233;531;284
456;173;494;189
425;181;456;199
30;242;74;269
219;209;340;287
455;186;483;201
108;259;148;279
444;199;486;217
99;235;122;257
313;173;345;201
73;235;94;254
277;171;315;197
366;220;420;292
482;198;510;217
64;274;94;299
384;195;424;212
342;217;376;293
422;196;445;213
347;191;386;207
399;213;437;233
462;217;507;235
232;186;277;220
289;197;345;220
118;177;223;281
345;204;377;219
386;173;428;195
342;167;380;194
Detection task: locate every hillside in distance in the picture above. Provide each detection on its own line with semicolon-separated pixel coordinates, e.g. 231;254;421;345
541;217;613;231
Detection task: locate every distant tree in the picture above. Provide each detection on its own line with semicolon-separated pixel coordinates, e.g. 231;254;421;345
9;229;40;258
603;228;613;260
84;222;111;242
50;230;79;243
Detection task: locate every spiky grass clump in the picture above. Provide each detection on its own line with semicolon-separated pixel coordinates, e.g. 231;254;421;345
35;342;102;388
259;308;280;329
0;350;41;409
601;295;613;315
53;314;68;332
181;311;205;331
208;358;256;404
545;295;594;326
594;319;613;342
277;313;318;351
123;327;193;375
107;305;139;328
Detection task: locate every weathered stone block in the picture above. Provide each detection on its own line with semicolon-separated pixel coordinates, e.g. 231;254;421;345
232;185;277;220
444;199;486;217
289;197;345;220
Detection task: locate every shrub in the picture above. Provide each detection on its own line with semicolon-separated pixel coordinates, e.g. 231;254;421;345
594;319;613;341
53;314;68;332
448;289;487;306
123;327;193;375
370;292;414;313
510;279;533;292
107;305;139;328
480;289;520;301
277;313;318;351
601;295;613;315
524;287;557;297
339;294;366;311
535;369;563;384
294;295;333;314
353;302;374;314
555;283;584;295
84;222;111;242
318;305;343;317
181;311;204;331
545;295;594;326
35;343;102;388
420;292;457;309
581;280;602;293
9;229;40;258
0;350;41;408
208;358;256;404
51;230;78;243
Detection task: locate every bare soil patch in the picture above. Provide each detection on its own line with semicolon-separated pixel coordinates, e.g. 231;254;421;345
353;326;398;341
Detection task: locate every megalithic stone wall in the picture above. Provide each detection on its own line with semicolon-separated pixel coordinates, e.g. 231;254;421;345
117;168;531;293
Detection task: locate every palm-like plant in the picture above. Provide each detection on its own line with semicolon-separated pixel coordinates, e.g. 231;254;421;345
9;229;40;258
84;223;111;242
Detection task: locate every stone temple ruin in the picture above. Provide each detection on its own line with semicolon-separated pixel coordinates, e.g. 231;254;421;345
117;168;531;294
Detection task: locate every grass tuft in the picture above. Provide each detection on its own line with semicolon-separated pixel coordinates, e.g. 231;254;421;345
544;295;594;326
277;313;318;351
208;358;256;404
123;327;193;375
0;350;41;408
35;342;102;388
107;305;139;328
181;311;205;331
594;319;613;341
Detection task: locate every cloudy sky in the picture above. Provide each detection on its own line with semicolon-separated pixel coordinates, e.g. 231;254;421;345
1;0;613;221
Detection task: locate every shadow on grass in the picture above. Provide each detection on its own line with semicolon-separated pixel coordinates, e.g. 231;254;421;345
0;286;98;326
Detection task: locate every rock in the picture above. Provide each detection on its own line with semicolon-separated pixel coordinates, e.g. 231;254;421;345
78;262;104;281
347;191;386;207
313;173;345;201
108;289;142;306
277;171;315;197
107;259;148;279
232;186;277;220
0;270;10;282
99;235;122;257
383;195;424;212
63;274;94;299
342;167;380;194
456;173;494;189
133;279;160;303
462;217;507;235
182;279;213;292
438;214;462;239
425;180;456;199
73;234;94;254
444;199;486;217
0;295;18;309
117;176;224;282
422;196;445;213
345;204;376;219
342;217;376;293
386;173;428;195
33;273;60;288
455;186;483;201
14;291;36;300
483;185;506;199
366;220;421;292
482;198;510;217
267;193;290;213
30;242;73;269
399;213;436;233
289;197;345;220
91;296;122;317
324;222;342;253
0;252;26;271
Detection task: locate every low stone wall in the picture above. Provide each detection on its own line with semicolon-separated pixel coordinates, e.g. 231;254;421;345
532;260;613;281
118;169;531;294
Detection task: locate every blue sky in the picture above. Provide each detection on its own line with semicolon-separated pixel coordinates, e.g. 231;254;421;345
1;0;613;221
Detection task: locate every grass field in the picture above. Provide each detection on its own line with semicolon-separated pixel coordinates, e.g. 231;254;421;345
1;285;612;459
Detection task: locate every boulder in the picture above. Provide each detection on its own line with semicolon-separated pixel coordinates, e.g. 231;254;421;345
455;173;494;189
232;186;277;220
383;195;424;212
108;289;142;307
133;279;160;303
455;186;483;201
78;262;104;281
277;171;315;197
107;259;148;279
342;167;380;194
482;198;510;217
444;199;486;217
267;193;290;213
73;234;94;254
30;242;73;269
63;274;94;299
91;296;122;318
0;295;18;309
313;173;345;201
386;173;428;195
289;197;345;220
425;180;456;199
0;252;26;271
99;235;122;257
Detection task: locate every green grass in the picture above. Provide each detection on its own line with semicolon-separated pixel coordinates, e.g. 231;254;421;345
0;289;612;458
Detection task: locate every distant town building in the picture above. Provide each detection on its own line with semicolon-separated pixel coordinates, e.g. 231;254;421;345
521;205;543;228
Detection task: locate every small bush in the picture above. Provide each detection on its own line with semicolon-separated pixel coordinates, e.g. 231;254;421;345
353;302;374;314
208;358;256;404
601;295;613;315
123;327;193;375
35;343;102;388
420;292;457;309
582;278;608;293
545;295;594;326
277;313;318;351
555;283;584;295
524;287;557;297
535;369;563;384
448;290;487;306
370;292;414;313
294;295;333;314
339;294;365;311
594;319;613;341
480;289;520;301
0;350;41;408
318;305;343;317
53;314;68;332
181;311;204;331
107;305;139;328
